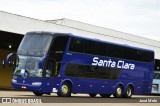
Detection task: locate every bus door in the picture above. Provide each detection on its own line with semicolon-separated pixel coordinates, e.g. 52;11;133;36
45;36;69;77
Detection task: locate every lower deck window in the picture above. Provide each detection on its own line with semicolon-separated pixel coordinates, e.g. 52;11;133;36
65;63;120;80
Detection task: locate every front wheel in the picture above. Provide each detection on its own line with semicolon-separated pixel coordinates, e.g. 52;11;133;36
113;85;123;98
33;92;43;96
57;83;71;97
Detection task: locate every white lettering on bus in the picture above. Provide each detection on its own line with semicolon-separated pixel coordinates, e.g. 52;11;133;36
117;60;135;70
92;57;135;70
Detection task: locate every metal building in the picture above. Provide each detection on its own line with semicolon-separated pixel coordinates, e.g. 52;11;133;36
0;11;159;88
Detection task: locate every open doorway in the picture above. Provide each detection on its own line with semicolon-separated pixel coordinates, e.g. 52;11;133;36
0;30;23;89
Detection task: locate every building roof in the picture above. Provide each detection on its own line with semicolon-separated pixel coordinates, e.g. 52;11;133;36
47;18;160;48
0;11;160;58
0;11;60;34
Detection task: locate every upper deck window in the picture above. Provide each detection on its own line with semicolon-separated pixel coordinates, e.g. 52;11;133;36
69;37;154;63
17;33;53;57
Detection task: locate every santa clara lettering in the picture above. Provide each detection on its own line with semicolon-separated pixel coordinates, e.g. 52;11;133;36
92;57;135;70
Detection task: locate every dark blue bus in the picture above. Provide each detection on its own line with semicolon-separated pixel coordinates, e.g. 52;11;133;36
6;31;154;98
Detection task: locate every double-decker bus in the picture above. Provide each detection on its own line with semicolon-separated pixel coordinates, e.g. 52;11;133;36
6;31;154;98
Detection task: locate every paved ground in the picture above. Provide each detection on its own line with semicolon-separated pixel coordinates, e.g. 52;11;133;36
0;90;160;106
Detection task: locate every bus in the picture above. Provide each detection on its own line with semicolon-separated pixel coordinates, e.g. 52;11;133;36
6;31;154;98
152;59;160;94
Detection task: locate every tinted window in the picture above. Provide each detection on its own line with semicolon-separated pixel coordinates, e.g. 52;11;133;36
124;48;136;61
97;42;109;56
69;38;85;53
49;36;69;62
124;48;154;62
143;51;154;62
69;37;154;63
18;34;53;56
69;38;97;55
109;44;123;58
135;50;142;61
85;40;97;55
155;59;160;71
65;63;120;80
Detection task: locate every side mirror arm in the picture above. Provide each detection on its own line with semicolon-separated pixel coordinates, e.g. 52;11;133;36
6;53;17;65
39;55;48;69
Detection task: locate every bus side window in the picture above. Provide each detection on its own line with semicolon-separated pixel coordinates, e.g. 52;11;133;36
55;62;61;76
45;59;61;77
49;36;69;62
45;59;55;77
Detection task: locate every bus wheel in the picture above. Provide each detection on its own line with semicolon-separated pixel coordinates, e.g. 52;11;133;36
113;85;123;98
57;83;71;97
89;94;97;97
33;92;43;96
100;94;111;98
123;86;133;98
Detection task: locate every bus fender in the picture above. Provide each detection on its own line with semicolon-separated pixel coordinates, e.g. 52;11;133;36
125;83;134;89
58;79;73;91
124;83;134;94
114;82;124;91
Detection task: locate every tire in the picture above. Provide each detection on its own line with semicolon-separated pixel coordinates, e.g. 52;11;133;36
123;86;133;98
100;94;111;98
33;92;43;96
113;85;123;98
89;94;97;97
57;83;71;97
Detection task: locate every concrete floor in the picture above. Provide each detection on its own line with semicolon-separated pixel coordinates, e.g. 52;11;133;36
0;90;159;106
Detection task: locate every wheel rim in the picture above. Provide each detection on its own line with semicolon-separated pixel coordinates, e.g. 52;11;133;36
61;85;68;94
117;87;122;96
127;88;132;96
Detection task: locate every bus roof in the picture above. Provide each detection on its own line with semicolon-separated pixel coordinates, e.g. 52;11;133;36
26;31;154;53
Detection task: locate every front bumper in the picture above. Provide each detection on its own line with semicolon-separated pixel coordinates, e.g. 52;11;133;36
12;82;43;92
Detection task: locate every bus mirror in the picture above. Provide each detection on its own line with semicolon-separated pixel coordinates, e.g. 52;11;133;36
6;53;17;68
39;55;48;69
8;61;14;67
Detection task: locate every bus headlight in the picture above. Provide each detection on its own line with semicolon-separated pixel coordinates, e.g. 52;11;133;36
32;82;42;86
13;75;17;79
12;79;17;83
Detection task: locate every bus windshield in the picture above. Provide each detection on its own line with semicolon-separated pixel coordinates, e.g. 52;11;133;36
14;55;43;77
17;33;53;57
